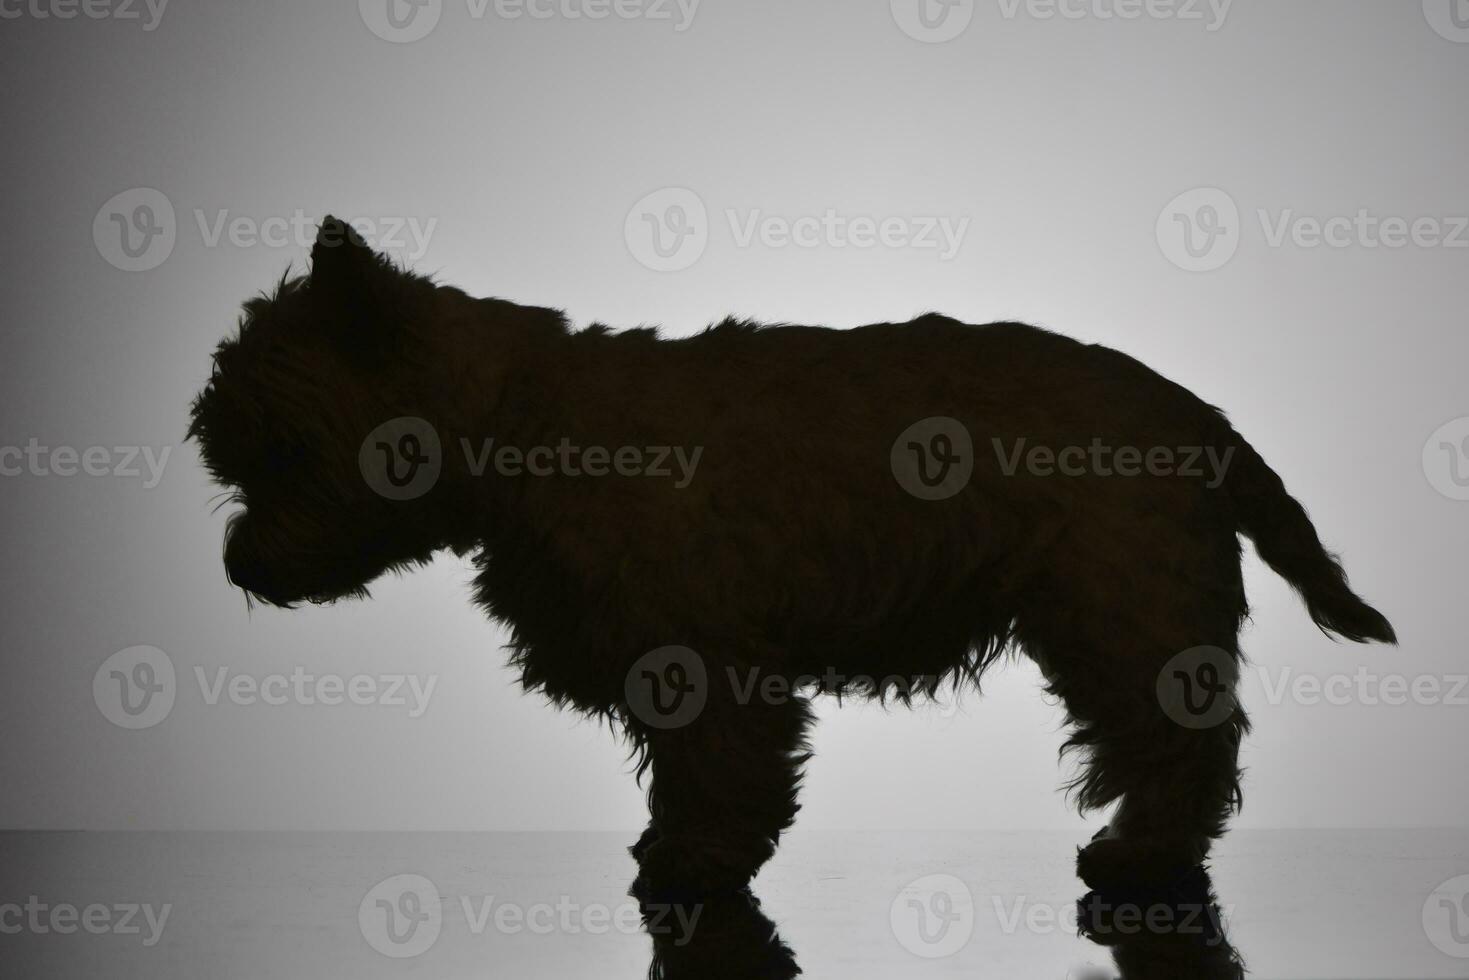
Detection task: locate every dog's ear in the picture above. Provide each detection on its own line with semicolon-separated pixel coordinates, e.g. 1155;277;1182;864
311;215;377;286
309;215;404;351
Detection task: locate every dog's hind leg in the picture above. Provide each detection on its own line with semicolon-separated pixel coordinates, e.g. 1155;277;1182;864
1020;557;1250;890
630;689;814;900
1071;682;1248;891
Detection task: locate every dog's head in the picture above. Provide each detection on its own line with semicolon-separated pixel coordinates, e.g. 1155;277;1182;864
188;217;444;607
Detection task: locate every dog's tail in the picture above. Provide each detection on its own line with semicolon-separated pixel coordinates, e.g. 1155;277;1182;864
1215;415;1397;644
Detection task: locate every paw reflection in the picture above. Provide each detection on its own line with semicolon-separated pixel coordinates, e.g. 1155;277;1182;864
640;887;798;980
1076;866;1244;980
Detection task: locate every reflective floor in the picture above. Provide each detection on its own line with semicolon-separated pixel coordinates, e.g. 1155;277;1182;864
2;829;1466;978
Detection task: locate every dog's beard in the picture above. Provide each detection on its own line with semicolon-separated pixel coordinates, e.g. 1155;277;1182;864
223;509;405;608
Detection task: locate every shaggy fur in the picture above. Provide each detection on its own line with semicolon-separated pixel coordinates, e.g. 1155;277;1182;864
189;217;1395;901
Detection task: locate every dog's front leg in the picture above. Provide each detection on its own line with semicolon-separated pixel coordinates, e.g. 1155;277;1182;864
631;692;814;902
629;820;660;862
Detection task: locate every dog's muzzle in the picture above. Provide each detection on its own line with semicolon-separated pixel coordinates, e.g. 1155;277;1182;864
224;549;297;607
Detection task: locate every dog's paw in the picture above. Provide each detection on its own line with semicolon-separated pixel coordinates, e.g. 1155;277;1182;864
1075;836;1201;892
630;834;770;903
1076;875;1219;945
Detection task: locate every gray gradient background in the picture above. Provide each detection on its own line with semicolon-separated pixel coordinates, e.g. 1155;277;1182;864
0;0;1465;840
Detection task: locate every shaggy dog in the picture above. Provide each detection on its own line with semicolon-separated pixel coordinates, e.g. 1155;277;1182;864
189;217;1395;901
